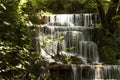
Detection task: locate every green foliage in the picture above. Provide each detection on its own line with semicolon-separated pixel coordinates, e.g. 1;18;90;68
96;27;120;64
65;56;72;64
40;36;64;48
66;47;75;52
78;0;86;4
112;15;120;24
96;23;102;29
0;0;42;79
93;0;120;64
0;0;120;79
118;59;120;65
33;0;98;13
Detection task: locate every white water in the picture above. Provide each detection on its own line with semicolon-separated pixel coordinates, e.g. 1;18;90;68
47;14;96;27
94;65;104;79
72;65;78;80
42;14;100;63
36;14;120;79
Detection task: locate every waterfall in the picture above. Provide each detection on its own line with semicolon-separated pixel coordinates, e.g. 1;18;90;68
40;14;99;63
72;65;78;80
94;65;104;79
36;14;120;80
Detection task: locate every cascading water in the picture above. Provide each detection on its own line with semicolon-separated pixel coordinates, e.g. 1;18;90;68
37;14;120;80
72;65;78;80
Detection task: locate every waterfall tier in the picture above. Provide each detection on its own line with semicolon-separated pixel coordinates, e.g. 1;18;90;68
50;64;120;80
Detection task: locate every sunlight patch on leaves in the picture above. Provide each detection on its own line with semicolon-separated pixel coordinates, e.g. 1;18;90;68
0;3;6;10
3;21;11;25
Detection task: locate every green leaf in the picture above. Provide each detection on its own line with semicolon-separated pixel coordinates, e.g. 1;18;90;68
78;0;86;4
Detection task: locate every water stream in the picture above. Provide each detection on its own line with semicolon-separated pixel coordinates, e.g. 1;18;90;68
72;65;78;80
37;14;120;80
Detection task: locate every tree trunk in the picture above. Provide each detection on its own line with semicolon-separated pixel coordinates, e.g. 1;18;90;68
95;0;108;28
106;0;119;33
96;0;119;33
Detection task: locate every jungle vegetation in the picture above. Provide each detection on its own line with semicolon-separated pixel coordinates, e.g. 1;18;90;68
0;0;120;79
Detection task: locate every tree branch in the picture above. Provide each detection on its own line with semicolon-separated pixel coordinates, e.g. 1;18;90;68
106;0;119;22
106;0;119;33
95;0;107;27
